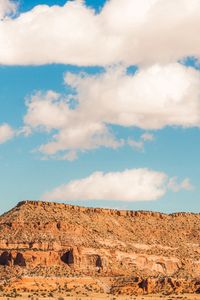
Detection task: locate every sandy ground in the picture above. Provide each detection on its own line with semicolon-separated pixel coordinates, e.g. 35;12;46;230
1;294;200;299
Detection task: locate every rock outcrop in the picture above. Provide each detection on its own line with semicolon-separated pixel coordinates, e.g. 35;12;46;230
0;200;200;295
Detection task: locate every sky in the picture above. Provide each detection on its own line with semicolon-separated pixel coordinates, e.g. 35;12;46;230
0;0;200;214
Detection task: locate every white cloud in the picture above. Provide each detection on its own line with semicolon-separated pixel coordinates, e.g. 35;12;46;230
0;0;17;20
24;91;69;130
24;90;123;157
141;133;154;142
64;63;200;130
168;177;194;192
61;150;78;161
43;168;193;202
0;0;200;65
23;63;200;159
43;168;168;202
128;132;155;151
0;123;15;144
128;139;144;151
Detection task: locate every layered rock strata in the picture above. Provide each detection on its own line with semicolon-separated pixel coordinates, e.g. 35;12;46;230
0;200;199;295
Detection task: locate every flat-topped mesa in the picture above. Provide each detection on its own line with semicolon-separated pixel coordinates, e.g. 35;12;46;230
0;199;200;288
16;200;198;219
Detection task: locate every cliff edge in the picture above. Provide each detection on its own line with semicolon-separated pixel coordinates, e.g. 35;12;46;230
0;200;200;296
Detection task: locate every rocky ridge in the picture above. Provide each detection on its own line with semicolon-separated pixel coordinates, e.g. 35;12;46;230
0;200;200;296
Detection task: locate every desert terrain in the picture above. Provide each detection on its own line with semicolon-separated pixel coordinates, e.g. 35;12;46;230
0;293;200;299
0;200;199;298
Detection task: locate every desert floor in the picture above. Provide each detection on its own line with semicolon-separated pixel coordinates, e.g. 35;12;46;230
1;294;200;299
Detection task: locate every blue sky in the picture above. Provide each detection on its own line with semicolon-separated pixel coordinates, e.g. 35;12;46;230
19;0;106;12
0;0;199;213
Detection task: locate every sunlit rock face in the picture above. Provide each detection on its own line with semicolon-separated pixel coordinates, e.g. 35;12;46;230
0;200;200;295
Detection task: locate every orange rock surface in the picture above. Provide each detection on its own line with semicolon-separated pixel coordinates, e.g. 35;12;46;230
0;200;200;295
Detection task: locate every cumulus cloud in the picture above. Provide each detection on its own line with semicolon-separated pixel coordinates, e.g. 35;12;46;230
64;63;200;130
0;0;17;20
24;90;123;158
43;168;193;202
0;0;200;65
0;123;15;144
23;63;200;158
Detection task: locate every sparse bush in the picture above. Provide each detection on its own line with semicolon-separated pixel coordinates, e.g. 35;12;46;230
48;292;54;297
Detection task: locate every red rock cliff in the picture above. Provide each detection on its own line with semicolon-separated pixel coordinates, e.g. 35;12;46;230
0;200;200;295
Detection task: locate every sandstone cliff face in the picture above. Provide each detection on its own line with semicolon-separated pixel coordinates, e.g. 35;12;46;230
0;200;200;295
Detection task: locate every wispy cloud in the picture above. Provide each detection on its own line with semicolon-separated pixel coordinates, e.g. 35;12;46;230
128;133;155;151
168;177;194;192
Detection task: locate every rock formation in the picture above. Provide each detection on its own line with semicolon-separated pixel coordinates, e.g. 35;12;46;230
0;200;200;295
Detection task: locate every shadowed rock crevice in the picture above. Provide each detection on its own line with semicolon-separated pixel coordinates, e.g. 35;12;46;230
61;249;74;265
96;255;102;268
0;251;12;266
14;253;26;267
